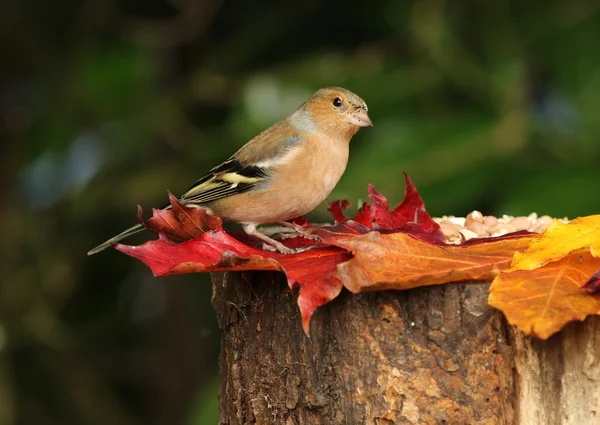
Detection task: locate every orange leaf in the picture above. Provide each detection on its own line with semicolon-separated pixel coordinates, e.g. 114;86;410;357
489;252;600;339
511;215;600;270
310;229;538;293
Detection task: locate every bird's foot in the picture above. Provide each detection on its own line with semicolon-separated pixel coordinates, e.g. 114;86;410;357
260;242;295;255
277;221;322;243
260;243;318;255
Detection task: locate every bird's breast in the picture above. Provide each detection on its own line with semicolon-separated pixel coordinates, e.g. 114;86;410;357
284;137;349;209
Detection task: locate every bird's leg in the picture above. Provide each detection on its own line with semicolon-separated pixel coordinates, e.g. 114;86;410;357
243;223;295;255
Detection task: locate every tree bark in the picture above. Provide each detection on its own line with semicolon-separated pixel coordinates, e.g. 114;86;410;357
211;271;600;425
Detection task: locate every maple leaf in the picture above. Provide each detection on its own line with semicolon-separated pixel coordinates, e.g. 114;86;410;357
488;214;600;338
116;174;451;333
117;233;350;334
333;173;445;243
305;226;537;293
489;252;600;339
118;194;351;333
511;215;600;270
140;192;222;240
327;199;351;223
119;173;598;339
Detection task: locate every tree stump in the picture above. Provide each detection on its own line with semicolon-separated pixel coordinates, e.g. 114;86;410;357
211;271;600;425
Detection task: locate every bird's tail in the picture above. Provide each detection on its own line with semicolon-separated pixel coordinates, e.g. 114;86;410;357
87;223;144;255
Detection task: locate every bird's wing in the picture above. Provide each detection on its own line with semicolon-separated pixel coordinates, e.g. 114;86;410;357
179;132;302;206
179;158;270;205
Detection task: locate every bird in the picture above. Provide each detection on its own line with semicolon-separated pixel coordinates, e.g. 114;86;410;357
88;86;372;255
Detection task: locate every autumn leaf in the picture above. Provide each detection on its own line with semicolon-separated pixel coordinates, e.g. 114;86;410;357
117;233;350;334
118;194;351;333
328;199;351;223
306;227;538;293
334;173;445;243
140;192;222;240
117;174;449;333
511;215;600;270
489;252;600;339
489;214;600;338
117;173;599;339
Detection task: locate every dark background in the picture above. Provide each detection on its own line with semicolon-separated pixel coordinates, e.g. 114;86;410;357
1;0;599;423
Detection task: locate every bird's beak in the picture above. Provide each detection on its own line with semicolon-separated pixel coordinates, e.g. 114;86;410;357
348;109;373;127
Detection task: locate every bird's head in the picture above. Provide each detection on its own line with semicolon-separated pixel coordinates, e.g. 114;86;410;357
299;87;372;139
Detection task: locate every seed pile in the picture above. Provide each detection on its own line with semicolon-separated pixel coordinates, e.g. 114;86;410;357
434;211;567;244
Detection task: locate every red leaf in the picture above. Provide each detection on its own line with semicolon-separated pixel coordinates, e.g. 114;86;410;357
141;192;222;240
282;249;351;332
118;175;451;333
351;173;444;243
328;199;351;223
118;197;351;334
115;173;540;336
354;202;376;228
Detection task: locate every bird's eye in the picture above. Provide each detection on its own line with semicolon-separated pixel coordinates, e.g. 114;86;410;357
332;97;343;107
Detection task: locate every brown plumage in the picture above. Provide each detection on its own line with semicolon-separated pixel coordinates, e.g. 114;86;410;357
88;86;372;255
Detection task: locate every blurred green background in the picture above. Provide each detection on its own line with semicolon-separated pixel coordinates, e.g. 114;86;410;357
1;0;599;423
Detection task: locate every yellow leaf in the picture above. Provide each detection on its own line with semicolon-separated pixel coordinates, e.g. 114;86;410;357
511;215;600;271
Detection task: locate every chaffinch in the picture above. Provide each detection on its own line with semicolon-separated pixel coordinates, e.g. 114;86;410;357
88;86;372;255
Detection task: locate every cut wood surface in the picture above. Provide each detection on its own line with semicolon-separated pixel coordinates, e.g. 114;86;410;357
212;271;600;425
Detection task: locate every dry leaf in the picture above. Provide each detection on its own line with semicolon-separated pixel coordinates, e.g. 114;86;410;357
116;174;448;333
116;174;598;339
308;228;537;293
511;215;600;270
489;252;600;339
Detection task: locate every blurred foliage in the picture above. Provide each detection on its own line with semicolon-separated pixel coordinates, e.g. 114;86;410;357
1;0;599;424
